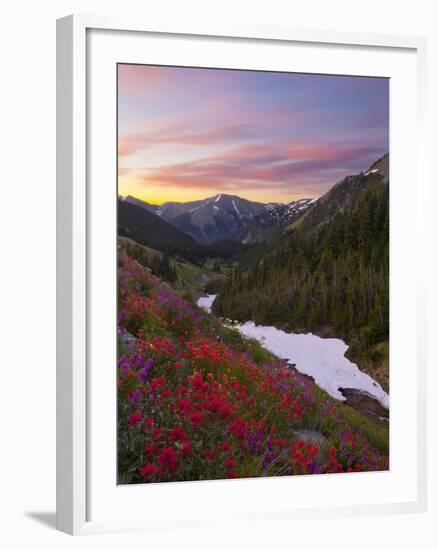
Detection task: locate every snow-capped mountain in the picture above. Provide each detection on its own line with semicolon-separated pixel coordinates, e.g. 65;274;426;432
122;194;317;244
123;194;267;244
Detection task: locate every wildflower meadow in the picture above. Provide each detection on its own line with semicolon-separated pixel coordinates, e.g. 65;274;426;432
118;252;389;484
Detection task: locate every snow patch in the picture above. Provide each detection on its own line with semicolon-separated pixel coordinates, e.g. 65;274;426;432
215;194;222;202
213;205;219;211
232;199;242;218
197;294;217;313
265;203;282;211
196;295;389;409
236;321;389;408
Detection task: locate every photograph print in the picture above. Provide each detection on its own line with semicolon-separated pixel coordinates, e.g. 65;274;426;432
117;63;389;484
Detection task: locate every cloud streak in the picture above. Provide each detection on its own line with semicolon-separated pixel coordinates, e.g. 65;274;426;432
131;140;385;196
118;122;255;157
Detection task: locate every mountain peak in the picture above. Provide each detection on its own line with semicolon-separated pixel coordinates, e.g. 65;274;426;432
150;193;269;244
206;193;247;202
364;153;389;183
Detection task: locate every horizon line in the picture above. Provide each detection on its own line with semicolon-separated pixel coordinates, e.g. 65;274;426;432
117;191;320;206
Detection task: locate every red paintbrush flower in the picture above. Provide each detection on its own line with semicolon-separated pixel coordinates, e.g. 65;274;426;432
152;427;162;440
205;450;216;461
139;462;157;480
177;398;192;415
169;426;188;441
144;443;157;455
181;441;192;456
158;447;179;472
229;417;248;440
189;411;204;426
219;441;232;452
128;411;142;427
150;376;167;392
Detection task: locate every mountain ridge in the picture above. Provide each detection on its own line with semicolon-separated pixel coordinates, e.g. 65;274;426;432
120;153;388;247
122;193;317;244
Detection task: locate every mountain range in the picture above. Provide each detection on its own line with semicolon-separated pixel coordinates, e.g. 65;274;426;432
122;193;316;244
119;152;388;264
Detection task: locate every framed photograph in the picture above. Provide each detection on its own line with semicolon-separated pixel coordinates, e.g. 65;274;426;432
57;15;427;535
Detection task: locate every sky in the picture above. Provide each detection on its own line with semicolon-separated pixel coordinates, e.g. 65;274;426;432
118;64;389;205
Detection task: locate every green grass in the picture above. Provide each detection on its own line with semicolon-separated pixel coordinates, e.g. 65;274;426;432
118;237;162;258
373;341;389;359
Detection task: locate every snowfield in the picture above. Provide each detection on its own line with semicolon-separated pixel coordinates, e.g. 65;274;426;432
197;295;389;409
236;321;389;408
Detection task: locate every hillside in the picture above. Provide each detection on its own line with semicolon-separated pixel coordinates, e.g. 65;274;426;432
118;236;229;296
213;157;389;385
119;199;258;265
234;198;316;244
117;252;388;484
118;199;199;260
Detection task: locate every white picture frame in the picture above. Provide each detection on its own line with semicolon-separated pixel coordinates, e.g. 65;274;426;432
56;14;428;535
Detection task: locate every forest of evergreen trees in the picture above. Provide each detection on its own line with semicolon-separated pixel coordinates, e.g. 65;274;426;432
213;176;389;358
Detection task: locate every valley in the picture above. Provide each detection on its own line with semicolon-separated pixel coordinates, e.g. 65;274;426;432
117;155;390;484
118;154;390;410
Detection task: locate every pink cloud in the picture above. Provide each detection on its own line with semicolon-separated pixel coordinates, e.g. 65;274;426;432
118;121;255;157
118;64;247;99
134;139;385;194
285;141;386;163
118;65;170;95
118;137;141;157
118;82;327;159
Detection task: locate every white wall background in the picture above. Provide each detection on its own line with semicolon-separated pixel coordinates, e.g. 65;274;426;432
0;0;436;548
